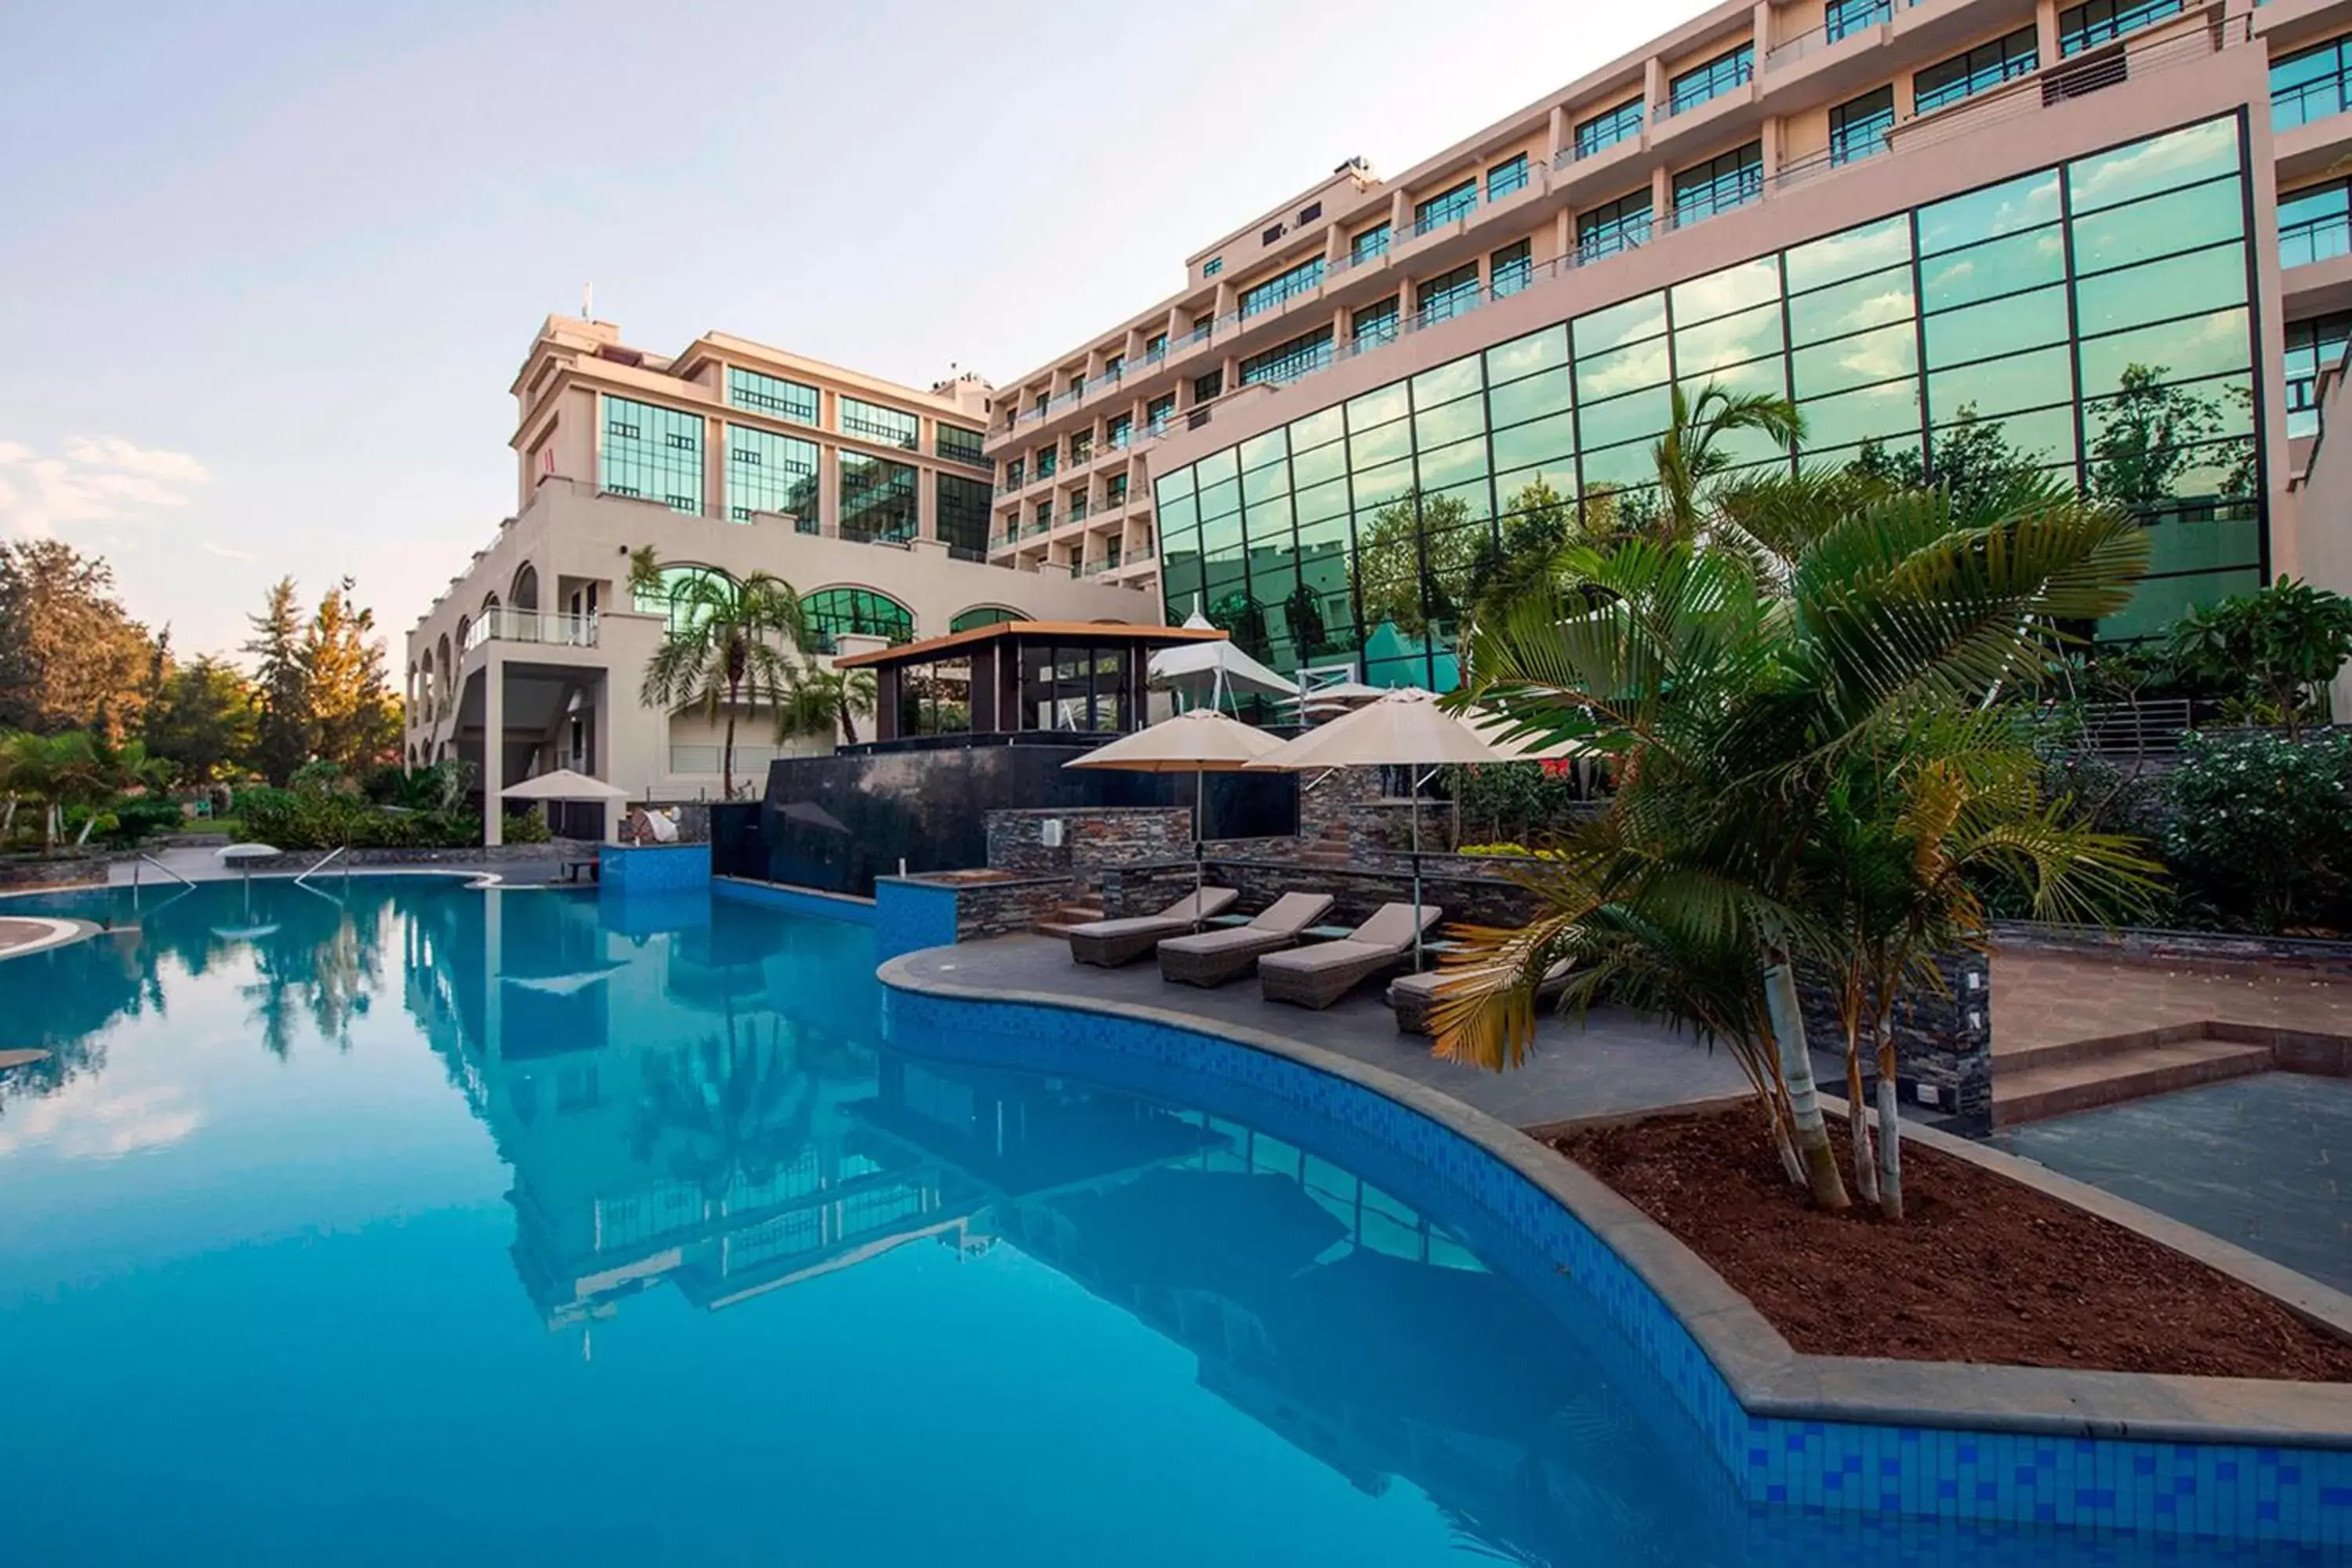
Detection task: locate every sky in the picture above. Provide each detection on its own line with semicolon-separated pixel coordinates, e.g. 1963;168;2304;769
0;0;1708;665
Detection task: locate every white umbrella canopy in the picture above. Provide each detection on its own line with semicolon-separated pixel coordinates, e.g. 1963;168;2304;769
1247;688;1512;969
1065;709;1286;774
1065;710;1283;927
500;768;630;801
1147;638;1298;706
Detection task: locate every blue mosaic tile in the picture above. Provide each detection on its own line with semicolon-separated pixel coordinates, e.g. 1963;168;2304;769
884;985;2352;1548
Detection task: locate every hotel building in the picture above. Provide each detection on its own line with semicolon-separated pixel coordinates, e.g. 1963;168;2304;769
405;317;1150;839
987;0;2352;691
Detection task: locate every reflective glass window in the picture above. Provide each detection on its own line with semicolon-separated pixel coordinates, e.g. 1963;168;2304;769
1671;143;1763;223
1922;285;2070;367
726;368;819;426
1576;386;1674;449
1674;300;1784;376
2274;35;2352;132
2071;176;2244;274
1577;192;1653;260
1575;100;1644;158
2067;116;2238;212
1797;378;1921;450
1925;344;2075;421
1487;366;1573;429
2058;0;2182;58
1486;326;1569;383
1347;383;1410;433
1413;356;1484;408
1830;87;1895;166
1914;27;2038;114
1574;292;1668;355
2076;306;2251;393
1669;43;1755;114
838;452;919;543
1791;321;1917;397
1413;394;1486;450
725;423;819;525
1788;264;1915;346
1918;170;2061;255
1671;257;1780;326
600;396;702;514
2281;178;2352;269
1784;214;1911;292
839;397;920;450
2071;244;2246;338
1575;336;1673;402
1918;227;2066;313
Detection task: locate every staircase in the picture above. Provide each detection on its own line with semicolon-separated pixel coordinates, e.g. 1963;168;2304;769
1992;1025;2272;1126
1033;895;1105;938
1296;823;1354;871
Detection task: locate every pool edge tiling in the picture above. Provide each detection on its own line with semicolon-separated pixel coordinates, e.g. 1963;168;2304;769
877;953;2352;1548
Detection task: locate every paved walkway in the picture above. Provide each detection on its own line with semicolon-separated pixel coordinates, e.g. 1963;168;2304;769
898;934;1754;1131
1992;1073;2352;1294
1990;947;2352;1054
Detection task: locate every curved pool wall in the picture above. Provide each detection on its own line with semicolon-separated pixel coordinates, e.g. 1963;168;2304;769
880;968;2352;1548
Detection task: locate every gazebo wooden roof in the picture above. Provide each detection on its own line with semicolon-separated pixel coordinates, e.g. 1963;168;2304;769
831;620;1226;670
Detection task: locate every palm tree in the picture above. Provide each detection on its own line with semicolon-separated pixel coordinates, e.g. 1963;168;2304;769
1435;475;2151;1211
0;730;106;852
1647;381;1806;543
776;657;880;748
630;551;808;800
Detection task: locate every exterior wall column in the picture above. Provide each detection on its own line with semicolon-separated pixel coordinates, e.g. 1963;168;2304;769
917;458;939;543
703;413;725;520
1651;164;1674;227
482;651;505;848
2035;0;2060;68
818;444;840;536
1643;56;1668;118
1546;105;1566;168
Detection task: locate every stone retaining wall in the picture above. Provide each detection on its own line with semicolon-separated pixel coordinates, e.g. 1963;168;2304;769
1993;919;2352;976
951;873;1081;942
985;808;1190;880
0;856;107;890
1795;951;1994;1133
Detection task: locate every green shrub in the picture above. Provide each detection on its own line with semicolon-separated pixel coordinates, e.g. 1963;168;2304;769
502;809;551;845
1442;760;1590;848
96;796;188;846
2161;729;2352;934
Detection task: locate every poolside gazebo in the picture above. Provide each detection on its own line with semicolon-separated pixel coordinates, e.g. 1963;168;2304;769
833;621;1231;746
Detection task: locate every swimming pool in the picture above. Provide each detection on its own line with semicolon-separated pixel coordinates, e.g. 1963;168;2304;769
0;879;2316;1564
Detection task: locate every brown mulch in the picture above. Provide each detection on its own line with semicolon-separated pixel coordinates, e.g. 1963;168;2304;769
1553;1108;2352;1381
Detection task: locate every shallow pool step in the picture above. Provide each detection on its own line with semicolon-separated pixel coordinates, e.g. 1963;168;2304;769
1991;1035;2271;1126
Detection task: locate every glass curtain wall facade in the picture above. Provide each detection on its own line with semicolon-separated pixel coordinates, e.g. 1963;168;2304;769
725;424;820;526
600;395;703;515
839;453;919;543
1153;115;2263;688
936;472;994;556
802;588;914;652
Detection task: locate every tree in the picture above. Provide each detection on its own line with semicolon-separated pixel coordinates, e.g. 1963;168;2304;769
1465;480;1579;631
1848;406;2049;517
2165;576;2352;740
1206;590;1271;662
0;730;106;851
1436;474;2152;1212
1283;581;1331;661
632;552;807;799
1349;488;1481;641
244;577;311;786
776;658;879;748
143;655;260;786
2085;364;2225;514
303;577;399;773
1649;382;1804;543
0;540;156;739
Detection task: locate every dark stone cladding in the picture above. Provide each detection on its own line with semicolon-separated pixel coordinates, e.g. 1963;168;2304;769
946;874;1080;942
1793;951;1994;1134
1993;919;2352;977
985;808;1192;879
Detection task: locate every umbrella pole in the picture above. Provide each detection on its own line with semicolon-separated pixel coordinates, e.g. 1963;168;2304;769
1410;775;1424;973
1193;768;1206;932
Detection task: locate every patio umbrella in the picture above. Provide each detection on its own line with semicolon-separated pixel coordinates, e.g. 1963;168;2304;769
503;768;630;841
1152;594;1298;713
1247;688;1509;969
1064;709;1283;929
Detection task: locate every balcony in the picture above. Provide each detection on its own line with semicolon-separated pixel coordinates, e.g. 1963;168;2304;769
463;608;598;653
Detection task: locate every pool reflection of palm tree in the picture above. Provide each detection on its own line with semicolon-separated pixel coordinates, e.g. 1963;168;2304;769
237;887;387;1058
636;1012;862;1203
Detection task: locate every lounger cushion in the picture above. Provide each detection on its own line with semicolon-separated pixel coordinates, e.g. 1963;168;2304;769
1069;887;1237;941
1160;924;1294;959
1258;938;1394;977
1247;891;1337;933
1347;902;1439;953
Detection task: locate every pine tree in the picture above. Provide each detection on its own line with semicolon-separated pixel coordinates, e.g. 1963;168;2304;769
0;540;158;739
244;577;311;786
303;578;398;774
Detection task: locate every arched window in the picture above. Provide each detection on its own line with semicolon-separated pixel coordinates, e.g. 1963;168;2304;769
455;615;472;653
510;562;539;610
802;587;913;652
949;605;1024;633
633;564;736;635
481;590;501;616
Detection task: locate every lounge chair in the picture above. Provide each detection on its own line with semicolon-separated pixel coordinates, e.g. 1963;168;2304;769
1387;957;1576;1035
1156;891;1336;988
1258;903;1445;1010
1064;887;1240;967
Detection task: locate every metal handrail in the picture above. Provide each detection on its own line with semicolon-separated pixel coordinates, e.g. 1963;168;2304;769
136;853;196;889
295;844;347;887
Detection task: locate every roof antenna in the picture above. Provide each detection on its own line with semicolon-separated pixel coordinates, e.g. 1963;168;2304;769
581;281;594;321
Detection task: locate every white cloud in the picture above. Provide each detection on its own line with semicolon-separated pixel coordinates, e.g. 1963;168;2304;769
0;435;211;539
201;540;255;561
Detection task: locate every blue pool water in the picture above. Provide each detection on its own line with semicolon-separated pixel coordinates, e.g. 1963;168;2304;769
0;879;2318;1565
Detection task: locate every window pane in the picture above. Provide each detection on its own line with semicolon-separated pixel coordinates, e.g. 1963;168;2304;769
1575;337;1672;402
2067;116;2240;214
1412;356;1483;408
1497;459;1578;506
1791;321;1917;397
1349;418;1412;470
1418;435;1491;495
1486;325;1569;383
1292;439;1347;489
1414;394;1486;449
1933;405;2078;468
1490;411;1576;472
1241;457;1291;506
2071;244;2247;337
1487;366;1573;429
1296;474;1350;524
1670;257;1780;326
1573;292;1668;356
1784;214;1911;292
1918;227;2065;313
1922;284;2070;368
1926;344;2075;421
1348;382;1410;432
1686;354;1788;408
1579;440;1661;490
1196;447;1240;487
1798;378;1921;450
1917;170;2061;255
2084;372;2255;451
1576;386;1673;450
1673;299;1784;376
2070;176;2244;274
1198;477;1240;521
1291;406;1345;451
1240;428;1287;472
1788;263;1915;346
2076;306;2252;392
1352;456;1416;509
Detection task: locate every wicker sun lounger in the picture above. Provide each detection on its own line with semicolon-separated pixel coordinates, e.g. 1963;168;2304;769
1258;903;1444;1010
1386;957;1576;1035
1065;887;1240;967
1156;891;1336;988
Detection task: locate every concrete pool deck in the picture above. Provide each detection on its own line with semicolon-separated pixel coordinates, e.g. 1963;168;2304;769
898;933;1755;1129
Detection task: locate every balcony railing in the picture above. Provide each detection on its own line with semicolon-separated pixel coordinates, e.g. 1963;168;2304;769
1766;0;1892;71
2274;73;2352;132
2282;210;2352;270
463;608;598;653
